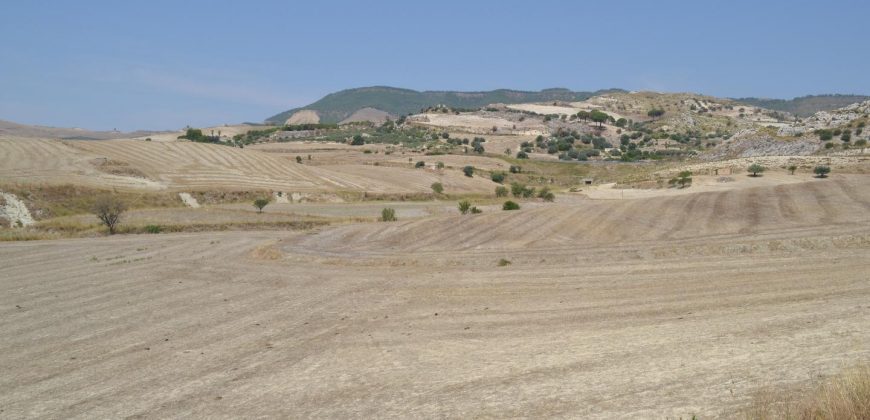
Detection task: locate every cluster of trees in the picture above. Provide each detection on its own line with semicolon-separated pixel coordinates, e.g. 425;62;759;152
179;128;221;143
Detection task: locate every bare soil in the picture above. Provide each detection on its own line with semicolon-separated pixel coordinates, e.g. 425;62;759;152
2;176;869;418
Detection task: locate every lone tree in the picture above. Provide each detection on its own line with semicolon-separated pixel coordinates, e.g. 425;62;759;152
92;195;126;235
813;165;831;178
463;166;474;177
253;197;270;213
787;165;797;175
748;163;766;177
589;110;609;128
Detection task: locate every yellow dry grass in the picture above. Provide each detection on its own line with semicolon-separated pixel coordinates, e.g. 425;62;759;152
744;364;870;419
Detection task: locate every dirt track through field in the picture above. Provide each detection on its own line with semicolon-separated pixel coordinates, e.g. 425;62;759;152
1;177;869;418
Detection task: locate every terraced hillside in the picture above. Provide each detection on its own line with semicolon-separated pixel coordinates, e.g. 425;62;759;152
0;138;494;194
288;175;870;255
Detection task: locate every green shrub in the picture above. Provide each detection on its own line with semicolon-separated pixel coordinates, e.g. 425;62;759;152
351;135;365;145
813;165;831;178
490;171;505;183
748;163;765;177
495;186;508;197
431;182;443;194
253;198;270;213
381;207;397;221
470;207;482;214
502;201;520;211
436;161;445;169
415;160;425;168
458;200;471;215
516;151;528;159
145;224;161;234
509;165;522;173
787;165;797;175
497;258;511;266
463;166;474;177
537;187;555;202
510;182;525;198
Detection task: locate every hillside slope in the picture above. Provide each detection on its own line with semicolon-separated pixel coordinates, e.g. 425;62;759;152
734;94;870;117
266;86;625;124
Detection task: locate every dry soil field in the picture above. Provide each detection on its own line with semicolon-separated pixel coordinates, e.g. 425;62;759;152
0;138;494;195
2;175;869;418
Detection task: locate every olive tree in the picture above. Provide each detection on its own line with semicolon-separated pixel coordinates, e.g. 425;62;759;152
813;165;831;178
748;163;766;177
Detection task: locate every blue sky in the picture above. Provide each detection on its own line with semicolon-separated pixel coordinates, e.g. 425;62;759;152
1;0;868;131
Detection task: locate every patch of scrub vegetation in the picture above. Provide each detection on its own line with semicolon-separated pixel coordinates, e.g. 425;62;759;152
0;184;182;220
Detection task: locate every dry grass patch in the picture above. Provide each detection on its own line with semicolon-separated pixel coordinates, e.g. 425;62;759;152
743;364;870;419
0;183;182;219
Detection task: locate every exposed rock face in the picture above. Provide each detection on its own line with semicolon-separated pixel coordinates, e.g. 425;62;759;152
703;129;819;161
777;100;870;135
339;108;393;125
285;110;321;125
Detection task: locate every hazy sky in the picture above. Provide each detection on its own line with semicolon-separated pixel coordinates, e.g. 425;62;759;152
2;0;868;131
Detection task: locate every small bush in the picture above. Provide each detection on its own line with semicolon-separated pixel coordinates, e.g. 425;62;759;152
380;207;397;221
351;135;365;145
510;182;525;198
502;201;520;211
509;165;522;174
537;186;555;202
415;160;425;168
495;186;508;197
431;182;444;194
787;165;797;175
458;200;471;215
516;151;529;159
497;258;512;267
463;166;474;177
145;224;161;234
470;206;482;214
436;161;445;169
490;171;505;183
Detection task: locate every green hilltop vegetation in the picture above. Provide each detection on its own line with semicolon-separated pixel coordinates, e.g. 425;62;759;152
266;86;626;124
734;94;870;117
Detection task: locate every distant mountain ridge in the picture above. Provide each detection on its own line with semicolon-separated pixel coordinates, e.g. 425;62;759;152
733;94;870;118
266;86;626;124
